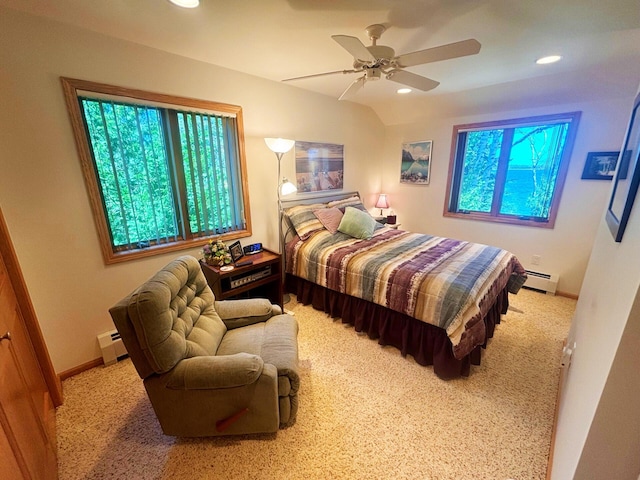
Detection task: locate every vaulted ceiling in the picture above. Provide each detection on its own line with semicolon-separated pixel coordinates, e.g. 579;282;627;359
2;0;640;124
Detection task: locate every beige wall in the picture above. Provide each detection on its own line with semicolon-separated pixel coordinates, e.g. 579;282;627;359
383;99;632;296
0;8;384;372
551;87;640;479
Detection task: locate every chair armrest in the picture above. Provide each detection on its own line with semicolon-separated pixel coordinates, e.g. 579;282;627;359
214;298;281;329
166;353;265;389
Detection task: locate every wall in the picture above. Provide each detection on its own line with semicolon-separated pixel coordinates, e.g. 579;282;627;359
0;7;385;373
383;99;632;296
551;87;640;479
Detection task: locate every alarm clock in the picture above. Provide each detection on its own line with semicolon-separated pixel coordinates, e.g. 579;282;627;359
243;243;263;255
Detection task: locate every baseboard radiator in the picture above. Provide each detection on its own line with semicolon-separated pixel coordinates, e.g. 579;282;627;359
97;329;128;366
523;269;559;295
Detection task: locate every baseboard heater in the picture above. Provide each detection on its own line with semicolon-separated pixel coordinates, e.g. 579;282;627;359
523;270;559;295
97;329;128;366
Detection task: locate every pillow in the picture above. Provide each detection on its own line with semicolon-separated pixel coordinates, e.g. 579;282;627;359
284;203;326;240
327;195;367;212
338;206;376;239
313;207;343;234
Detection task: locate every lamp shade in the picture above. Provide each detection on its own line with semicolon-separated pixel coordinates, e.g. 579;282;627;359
167;0;199;7
280;179;297;196
265;137;295;154
375;194;389;209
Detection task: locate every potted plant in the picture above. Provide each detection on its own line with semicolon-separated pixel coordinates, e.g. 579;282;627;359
202;239;232;266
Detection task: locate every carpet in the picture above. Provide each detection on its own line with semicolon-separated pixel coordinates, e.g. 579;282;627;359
56;288;574;479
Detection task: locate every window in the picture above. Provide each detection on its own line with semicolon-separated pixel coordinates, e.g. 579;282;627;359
62;78;251;264
444;112;581;228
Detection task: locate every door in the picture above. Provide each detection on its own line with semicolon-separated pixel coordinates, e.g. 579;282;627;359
0;211;58;479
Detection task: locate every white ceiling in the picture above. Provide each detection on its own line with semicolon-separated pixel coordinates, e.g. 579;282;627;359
3;0;640;123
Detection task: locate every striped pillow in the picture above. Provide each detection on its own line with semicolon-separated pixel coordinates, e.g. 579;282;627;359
284;203;327;240
327;195;366;212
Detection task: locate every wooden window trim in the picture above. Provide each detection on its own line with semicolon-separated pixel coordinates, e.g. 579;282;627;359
443;111;581;229
61;77;252;264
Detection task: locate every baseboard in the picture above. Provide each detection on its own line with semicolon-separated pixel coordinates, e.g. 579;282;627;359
58;357;103;381
556;290;579;300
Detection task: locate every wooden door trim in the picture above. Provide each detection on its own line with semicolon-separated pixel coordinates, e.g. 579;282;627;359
0;208;62;406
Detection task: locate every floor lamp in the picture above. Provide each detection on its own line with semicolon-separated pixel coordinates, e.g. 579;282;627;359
264;137;296;306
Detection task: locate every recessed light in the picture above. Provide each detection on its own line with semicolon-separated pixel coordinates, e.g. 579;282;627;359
536;55;562;65
397;88;412;94
168;0;199;8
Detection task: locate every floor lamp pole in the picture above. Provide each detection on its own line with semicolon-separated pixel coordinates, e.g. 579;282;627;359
275;151;290;306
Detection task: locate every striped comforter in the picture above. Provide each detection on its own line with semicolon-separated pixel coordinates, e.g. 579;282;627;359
286;226;527;358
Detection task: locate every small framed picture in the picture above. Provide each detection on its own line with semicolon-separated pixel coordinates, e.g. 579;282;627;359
400;140;432;184
228;241;244;263
581;151;620;180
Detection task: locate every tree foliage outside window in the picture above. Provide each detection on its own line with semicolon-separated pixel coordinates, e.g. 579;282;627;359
445;112;581;228
62;78;251;264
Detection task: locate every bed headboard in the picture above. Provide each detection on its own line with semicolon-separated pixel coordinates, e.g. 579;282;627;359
280;191;361;246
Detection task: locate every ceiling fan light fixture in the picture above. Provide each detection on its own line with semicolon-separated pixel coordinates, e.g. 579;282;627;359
167;0;199;8
536;55;562;65
397;88;412;94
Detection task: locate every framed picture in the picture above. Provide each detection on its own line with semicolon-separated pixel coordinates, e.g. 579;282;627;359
400;140;432;184
295;141;344;192
606;91;640;242
581;151;619;180
228;241;244;263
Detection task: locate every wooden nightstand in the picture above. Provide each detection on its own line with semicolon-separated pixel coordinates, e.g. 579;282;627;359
200;249;283;308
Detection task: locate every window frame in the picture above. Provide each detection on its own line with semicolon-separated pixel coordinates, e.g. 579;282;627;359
61;77;252;264
443;111;581;228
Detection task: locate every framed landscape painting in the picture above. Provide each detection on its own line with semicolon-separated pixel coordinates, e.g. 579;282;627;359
581;151;619;180
295;141;344;192
401;140;432;184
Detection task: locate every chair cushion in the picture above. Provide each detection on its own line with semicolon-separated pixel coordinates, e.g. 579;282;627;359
127;256;227;374
217;314;299;398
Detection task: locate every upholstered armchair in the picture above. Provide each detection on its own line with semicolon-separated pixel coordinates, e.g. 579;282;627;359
109;255;299;436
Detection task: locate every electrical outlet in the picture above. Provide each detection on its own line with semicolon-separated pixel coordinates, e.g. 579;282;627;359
532;255;541;265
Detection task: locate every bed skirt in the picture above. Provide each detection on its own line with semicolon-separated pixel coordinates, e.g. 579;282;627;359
286;274;509;379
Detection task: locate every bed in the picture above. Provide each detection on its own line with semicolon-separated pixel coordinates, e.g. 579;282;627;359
281;192;527;379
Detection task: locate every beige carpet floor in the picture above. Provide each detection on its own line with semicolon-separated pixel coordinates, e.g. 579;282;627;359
56;288;575;480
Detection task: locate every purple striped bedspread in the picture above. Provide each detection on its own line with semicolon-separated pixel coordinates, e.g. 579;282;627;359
286;227;527;359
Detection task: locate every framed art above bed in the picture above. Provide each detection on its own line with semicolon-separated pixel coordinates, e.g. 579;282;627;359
294;141;344;193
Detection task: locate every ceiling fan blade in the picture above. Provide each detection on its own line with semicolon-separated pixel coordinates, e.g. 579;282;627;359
338;76;366;101
395;39;481;67
386;70;440;92
282;69;360;82
332;35;376;63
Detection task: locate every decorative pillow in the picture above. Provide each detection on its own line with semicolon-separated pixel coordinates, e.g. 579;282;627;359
313;207;343;234
338;206;376;240
284;203;326;240
327;195;367;212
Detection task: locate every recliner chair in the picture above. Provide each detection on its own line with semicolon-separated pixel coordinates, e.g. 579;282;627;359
109;255;299;436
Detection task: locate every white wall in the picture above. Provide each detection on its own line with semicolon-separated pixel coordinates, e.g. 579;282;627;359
552;88;640;479
0;7;385;373
383;99;632;296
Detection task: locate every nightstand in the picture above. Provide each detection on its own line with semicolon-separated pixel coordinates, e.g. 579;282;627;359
200;249;283;308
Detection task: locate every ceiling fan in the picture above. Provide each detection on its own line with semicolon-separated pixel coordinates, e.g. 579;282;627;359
283;24;481;100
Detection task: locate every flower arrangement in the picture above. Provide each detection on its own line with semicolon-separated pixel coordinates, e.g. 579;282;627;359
202;239;232;266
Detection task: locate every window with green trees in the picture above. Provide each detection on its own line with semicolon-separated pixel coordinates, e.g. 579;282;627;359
444;112;580;228
62;78;251;264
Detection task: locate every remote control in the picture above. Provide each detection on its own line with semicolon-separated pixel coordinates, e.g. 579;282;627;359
236;260;253;267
